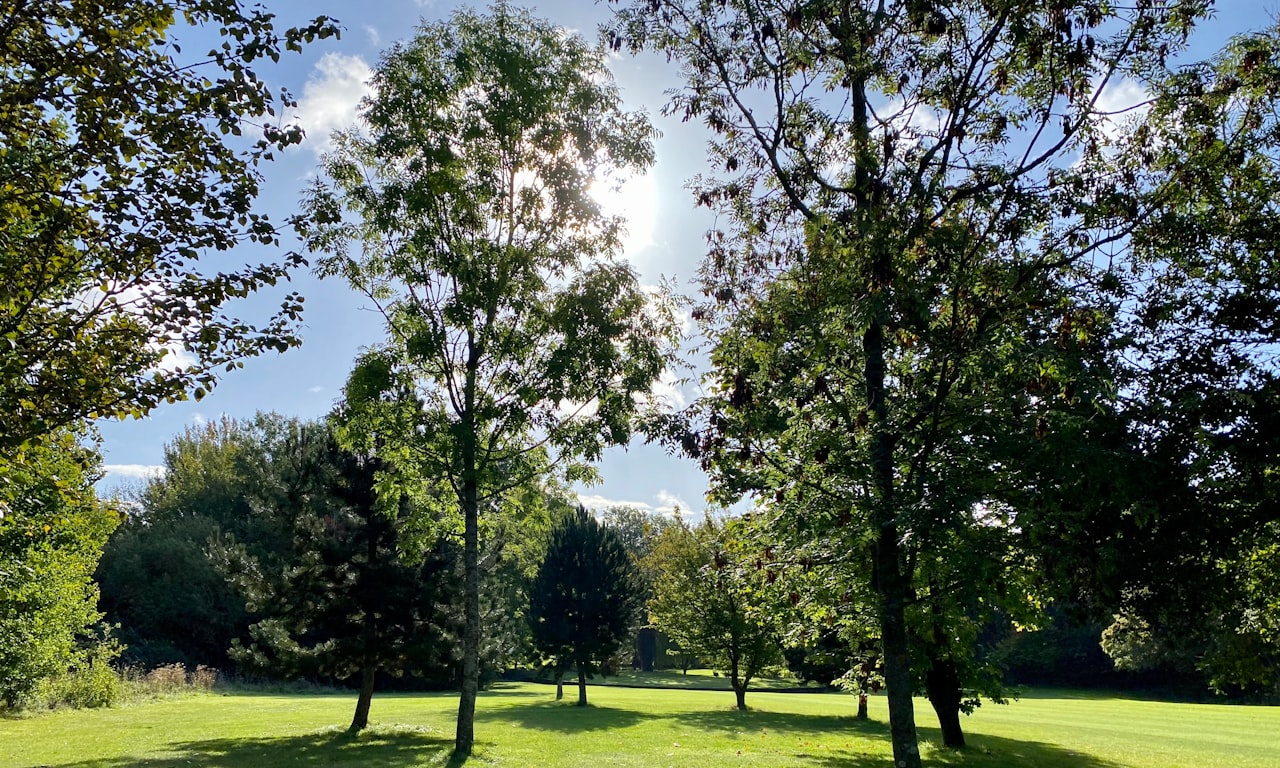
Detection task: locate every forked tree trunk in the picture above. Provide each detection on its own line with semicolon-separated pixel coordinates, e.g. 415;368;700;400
733;683;747;711
350;665;376;731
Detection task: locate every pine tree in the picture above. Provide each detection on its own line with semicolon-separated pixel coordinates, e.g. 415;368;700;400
529;507;640;706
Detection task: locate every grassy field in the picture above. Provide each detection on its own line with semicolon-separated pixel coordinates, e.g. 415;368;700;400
3;683;1277;768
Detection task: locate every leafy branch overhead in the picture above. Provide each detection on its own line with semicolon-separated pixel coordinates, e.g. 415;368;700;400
0;1;338;456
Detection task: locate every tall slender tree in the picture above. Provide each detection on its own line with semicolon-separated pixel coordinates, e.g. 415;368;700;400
300;4;679;755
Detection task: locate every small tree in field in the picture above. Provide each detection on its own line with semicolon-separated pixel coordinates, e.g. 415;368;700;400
646;516;781;710
221;425;460;731
529;507;640;706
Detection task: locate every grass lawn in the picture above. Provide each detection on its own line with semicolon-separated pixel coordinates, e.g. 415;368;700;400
2;683;1277;767
591;668;822;691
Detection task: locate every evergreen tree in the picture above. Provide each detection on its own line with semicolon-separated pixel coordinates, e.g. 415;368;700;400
529;507;640;706
224;426;461;731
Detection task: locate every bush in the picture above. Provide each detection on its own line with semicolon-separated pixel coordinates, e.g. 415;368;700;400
34;644;122;710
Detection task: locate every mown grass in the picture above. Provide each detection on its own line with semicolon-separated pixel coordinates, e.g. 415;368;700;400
2;682;1277;767
591;668;822;690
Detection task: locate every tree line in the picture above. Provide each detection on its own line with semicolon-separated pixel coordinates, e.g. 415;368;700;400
2;1;1278;765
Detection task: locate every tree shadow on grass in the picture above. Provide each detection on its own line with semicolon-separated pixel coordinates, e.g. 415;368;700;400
791;730;1126;768
652;708;1126;768
480;700;647;732
44;726;464;768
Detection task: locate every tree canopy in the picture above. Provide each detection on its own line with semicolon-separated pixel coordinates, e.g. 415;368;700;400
0;0;337;458
609;0;1280;761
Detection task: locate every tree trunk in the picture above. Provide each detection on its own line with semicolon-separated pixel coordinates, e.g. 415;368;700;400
555;669;564;700
576;661;588;707
730;657;747;710
926;654;966;748
849;51;922;768
350;665;376;731
857;693;868;721
454;475;480;756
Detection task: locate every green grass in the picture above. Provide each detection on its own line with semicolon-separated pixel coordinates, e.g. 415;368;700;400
592;668;822;690
3;683;1277;767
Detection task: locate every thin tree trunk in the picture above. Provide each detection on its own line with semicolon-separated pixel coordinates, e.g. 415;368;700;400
555;668;564;700
576;661;588;707
350;665;376;731
857;693;868;720
730;657;747;710
454;475;480;756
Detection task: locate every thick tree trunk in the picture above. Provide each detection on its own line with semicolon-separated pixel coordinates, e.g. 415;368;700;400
733;683;747;711
454;477;480;756
926;654;966;748
350;665;376;731
576;661;588;707
857;693;868;721
875;529;922;768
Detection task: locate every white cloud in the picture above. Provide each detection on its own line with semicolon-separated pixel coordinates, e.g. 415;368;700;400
654;489;691;516
308;385;325;394
1091;78;1151;145
649;369;687;409
102;464;167;480
576;493;656;512
575;489;692;518
191;412;207;426
295;53;374;155
362;25;381;46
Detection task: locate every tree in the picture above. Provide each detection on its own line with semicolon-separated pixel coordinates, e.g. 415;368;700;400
300;4;679;755
529;507;640;706
646;515;781;710
609;1;1244;762
223;425;462;731
97;415;297;670
0;0;337;458
0;430;120;708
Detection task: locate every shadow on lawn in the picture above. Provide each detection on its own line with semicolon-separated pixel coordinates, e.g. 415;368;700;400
791;731;1125;768
46;726;465;768
481;700;647;732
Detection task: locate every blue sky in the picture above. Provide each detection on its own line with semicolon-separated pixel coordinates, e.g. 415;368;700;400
96;1;1276;517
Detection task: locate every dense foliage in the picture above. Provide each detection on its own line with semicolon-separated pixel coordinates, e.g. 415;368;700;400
529;507;640;705
223;426;462;730
610;0;1280;759
0;431;120;708
645;516;781;710
0;1;337;457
